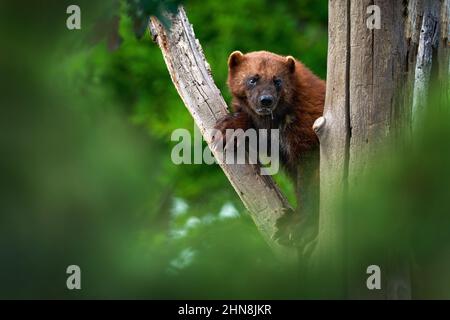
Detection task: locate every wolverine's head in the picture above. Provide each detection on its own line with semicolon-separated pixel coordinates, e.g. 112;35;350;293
227;51;297;117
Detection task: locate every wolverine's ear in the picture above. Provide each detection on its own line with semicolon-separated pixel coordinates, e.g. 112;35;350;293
286;56;296;73
228;51;244;68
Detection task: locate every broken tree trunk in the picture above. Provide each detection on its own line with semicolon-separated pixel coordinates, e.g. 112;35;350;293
148;7;296;261
412;0;441;131
314;0;449;299
309;0;349;298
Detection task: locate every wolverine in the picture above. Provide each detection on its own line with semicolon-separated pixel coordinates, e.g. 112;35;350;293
213;51;325;246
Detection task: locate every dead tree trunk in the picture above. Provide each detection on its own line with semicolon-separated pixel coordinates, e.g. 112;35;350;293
412;0;442;131
314;0;449;299
148;8;296;262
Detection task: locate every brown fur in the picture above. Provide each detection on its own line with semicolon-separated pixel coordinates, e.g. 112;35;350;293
214;50;325;179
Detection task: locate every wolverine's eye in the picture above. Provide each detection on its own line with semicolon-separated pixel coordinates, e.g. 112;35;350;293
247;76;258;86
274;78;282;89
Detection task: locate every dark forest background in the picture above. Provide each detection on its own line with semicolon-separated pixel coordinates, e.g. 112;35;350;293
1;0;449;299
0;0;327;298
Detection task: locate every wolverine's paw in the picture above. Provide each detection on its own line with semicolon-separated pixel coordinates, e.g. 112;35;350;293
211;113;244;152
274;209;300;246
211;114;231;152
274;210;317;256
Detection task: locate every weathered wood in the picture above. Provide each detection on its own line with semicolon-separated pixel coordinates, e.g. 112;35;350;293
412;0;441;130
437;0;450;102
316;0;449;300
349;0;414;300
315;0;420;299
311;0;350;296
148;7;296;261
404;0;425;139
405;0;425;44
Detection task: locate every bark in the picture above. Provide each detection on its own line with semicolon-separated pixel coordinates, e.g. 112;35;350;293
412;0;441;131
148;7;296;262
437;0;450;102
310;0;350;297
314;0;449;299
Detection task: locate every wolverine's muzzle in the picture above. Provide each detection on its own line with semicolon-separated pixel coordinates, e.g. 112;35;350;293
256;95;276;115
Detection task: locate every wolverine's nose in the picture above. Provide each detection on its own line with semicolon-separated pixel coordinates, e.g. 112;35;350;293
260;95;274;107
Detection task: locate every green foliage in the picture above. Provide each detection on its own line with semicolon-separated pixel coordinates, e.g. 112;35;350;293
20;0;449;299
0;0;327;299
2;0;450;299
